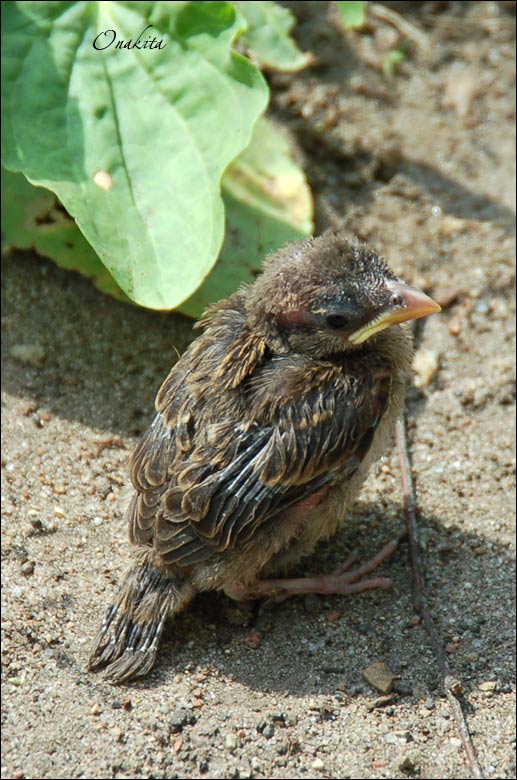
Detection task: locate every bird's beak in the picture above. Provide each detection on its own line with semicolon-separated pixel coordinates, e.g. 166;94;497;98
349;280;441;345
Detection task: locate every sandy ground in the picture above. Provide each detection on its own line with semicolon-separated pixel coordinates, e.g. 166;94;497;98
2;2;516;779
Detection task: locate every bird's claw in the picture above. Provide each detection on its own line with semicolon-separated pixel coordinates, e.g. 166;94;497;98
229;539;399;601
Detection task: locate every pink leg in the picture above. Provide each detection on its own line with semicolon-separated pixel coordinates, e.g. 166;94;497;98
226;540;398;602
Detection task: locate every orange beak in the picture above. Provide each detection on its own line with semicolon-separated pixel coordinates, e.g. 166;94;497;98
349;280;441;345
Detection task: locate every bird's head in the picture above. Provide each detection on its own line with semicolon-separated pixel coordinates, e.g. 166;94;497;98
246;233;441;358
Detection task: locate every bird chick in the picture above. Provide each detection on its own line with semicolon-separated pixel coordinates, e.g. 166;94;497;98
89;233;440;683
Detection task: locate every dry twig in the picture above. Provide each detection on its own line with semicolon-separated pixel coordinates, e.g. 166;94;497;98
396;414;485;779
369;3;431;53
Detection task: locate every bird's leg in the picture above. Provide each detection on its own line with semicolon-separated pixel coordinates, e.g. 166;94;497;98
227;540;398;603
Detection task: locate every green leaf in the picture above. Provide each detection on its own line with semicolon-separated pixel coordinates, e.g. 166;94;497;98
2;116;314;317
335;1;365;30
178;117;313;317
382;45;409;77
1;167;130;301
234;1;313;72
1;1;268;309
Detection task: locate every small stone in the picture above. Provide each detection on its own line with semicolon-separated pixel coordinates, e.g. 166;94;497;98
399;754;419;772
242;629;262;649
312;758;325;770
448;314;462;336
225;733;238;751
366;694;397;710
384;733;399;745
478;680;498;693
20;561;34;576
372;759;388;769
11;343;46;367
110;726;123;742
363;661;397;694
413;348;440;388
438;215;469;236
169;709;195;733
276;737;290;755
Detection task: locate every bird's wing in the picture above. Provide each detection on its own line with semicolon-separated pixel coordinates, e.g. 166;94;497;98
127;359;391;568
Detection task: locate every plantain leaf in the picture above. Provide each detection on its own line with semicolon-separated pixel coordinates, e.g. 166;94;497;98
1;1;268;309
235;1;314;72
178;117;313;317
1;167;129;302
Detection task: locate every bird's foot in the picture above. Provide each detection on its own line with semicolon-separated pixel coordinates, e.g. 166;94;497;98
227;539;398;603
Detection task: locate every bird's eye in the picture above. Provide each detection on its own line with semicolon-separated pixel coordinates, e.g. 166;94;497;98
326;313;350;329
390;293;404;308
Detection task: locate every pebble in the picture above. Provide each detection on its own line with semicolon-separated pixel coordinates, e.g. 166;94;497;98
312;758;325;770
367;694;398;710
363;662;397;694
110;726;123;742
276;737;289;755
437;215;469;236
225;733;238;751
20;561;34;576
11;343;46;367
242;629;262;649
169;709;196;733
413;348;440;388
478;681;498;693
448;314;463;336
399;754;419;772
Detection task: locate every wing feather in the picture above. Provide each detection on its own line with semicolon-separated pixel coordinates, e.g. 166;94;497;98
127;346;391;568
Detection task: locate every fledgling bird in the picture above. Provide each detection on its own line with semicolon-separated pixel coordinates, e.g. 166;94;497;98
89;233;440;683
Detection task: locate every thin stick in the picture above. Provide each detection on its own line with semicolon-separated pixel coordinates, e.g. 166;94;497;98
369;3;431;53
396;415;485;779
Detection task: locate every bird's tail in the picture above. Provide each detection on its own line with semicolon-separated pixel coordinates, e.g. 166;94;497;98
88;552;193;684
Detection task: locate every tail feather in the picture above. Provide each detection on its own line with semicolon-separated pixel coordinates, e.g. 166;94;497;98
89;557;192;683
